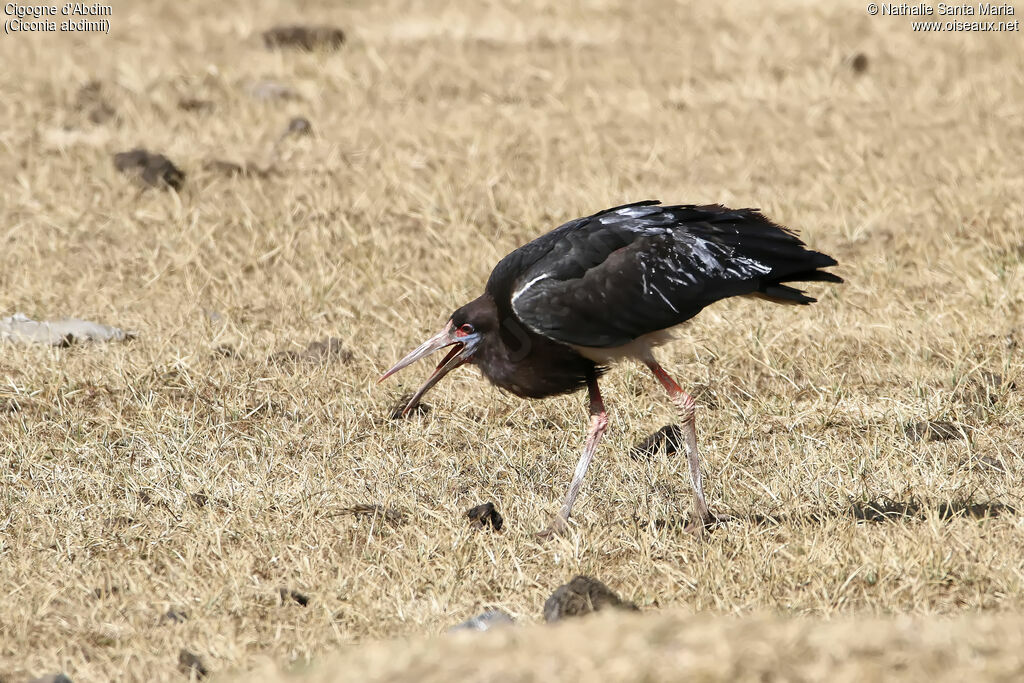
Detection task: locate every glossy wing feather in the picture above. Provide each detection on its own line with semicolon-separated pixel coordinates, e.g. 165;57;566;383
500;201;840;348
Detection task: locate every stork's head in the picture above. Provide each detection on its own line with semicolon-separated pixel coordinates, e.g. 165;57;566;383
378;295;496;415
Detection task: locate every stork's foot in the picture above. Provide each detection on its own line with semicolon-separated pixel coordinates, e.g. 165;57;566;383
684;511;732;536
536;514;570;540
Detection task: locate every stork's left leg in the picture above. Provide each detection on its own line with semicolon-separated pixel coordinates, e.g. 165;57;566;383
539;374;607;538
645;358;718;532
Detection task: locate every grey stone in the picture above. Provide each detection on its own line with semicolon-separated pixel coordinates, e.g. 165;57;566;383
449;609;515;633
1;313;134;346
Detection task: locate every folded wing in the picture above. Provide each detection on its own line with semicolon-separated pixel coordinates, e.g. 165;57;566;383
506;201;841;348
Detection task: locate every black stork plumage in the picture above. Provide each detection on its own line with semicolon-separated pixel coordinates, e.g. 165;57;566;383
381;201;841;536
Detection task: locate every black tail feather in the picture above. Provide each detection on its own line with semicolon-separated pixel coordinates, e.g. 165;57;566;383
752;285;817;305
755;265;843;305
778;268;844;285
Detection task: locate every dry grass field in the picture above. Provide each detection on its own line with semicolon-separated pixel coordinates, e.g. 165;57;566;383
240;611;1024;682
1;0;1023;680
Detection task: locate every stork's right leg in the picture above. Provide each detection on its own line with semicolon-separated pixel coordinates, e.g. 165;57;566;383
645;358;717;532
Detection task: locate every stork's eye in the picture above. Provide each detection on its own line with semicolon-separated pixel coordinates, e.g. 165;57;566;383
456;323;475;337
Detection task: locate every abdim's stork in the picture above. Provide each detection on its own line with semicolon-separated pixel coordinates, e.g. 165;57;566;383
381;201;841;535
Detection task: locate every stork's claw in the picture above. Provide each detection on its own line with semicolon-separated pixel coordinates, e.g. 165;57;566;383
684;511;732;536
536;514;570;540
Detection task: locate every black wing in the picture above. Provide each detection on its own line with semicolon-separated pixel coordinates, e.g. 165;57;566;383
492;201;841;348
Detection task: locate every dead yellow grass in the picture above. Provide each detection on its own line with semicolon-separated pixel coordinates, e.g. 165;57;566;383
1;0;1022;681
239;610;1024;683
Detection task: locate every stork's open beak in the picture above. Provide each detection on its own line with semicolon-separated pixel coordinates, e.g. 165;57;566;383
379;321;481;416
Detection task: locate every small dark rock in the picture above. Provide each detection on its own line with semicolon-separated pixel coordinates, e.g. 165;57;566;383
448;609;515;632
466;502;503;531
543;575;638;623
262;25;346;51
278;587;310;606
903;420;966;442
161;608;189;624
851;52;869;73
178;98;214;113
113;149;185;191
630;424;684;461
177;649;208;679
287;117;313;136
29;675;73;683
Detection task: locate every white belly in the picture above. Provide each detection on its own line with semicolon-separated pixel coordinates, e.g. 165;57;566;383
569;328;676;364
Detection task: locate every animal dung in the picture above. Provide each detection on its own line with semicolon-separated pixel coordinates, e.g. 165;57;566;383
448;609;515;633
543;575;638;623
113;148;185;190
466;502;503;531
629;424;684;461
177;97;215;113
903;420;967;442
177;649;209;679
262;25;345;51
278;587;310;607
161;608;189;624
1;313;134;346
286;116;313;136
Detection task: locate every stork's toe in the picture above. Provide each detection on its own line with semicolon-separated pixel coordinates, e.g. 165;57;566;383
537;514;570;540
684;510;732;536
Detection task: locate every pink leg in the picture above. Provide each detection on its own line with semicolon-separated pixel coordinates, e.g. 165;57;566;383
646;358;715;531
541;376;607;537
